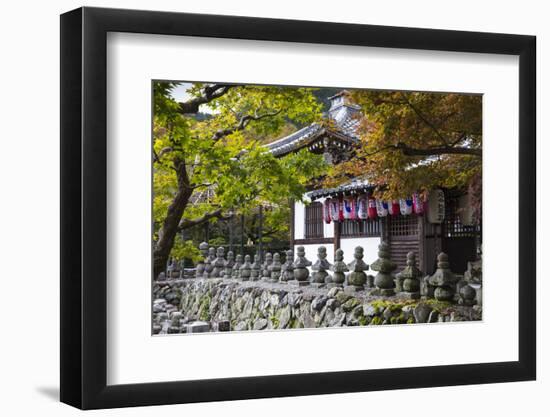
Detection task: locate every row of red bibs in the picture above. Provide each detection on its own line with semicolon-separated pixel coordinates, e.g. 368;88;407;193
323;193;425;223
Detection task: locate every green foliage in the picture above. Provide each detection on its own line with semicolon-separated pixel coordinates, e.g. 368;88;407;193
169;236;202;262
153;82;327;261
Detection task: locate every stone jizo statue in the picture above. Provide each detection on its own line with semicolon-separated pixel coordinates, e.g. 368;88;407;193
223;251;235;278
240;254;252;281
371;242;397;296
330;248;348;287
428;252;459;301
395;251;422;299
346;246;369;290
280;250;295;282
195;241;209;278
232;254;243;279
293;246;312;285
203;247;216;278
269;253;282;282
250;253;261;281
311;246;332;285
262;252;273;281
212;247;225;278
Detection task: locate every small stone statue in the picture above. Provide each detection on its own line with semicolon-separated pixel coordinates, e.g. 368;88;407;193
240;254;252;281
179;259;186;279
157;271;166;281
346;246;369;291
459;283;477;306
420;275;434;297
250;254;262;281
195;241;209;278
166;258;181;279
203;247;216;278
330;248;348;287
293;246;312;285
395;252;422;299
232;254;243;279
371;242;397;296
223;251;235;278
428;252;459;301
280;250;294;282
464;259;482;284
269;253;282;282
262;252;273;281
311;246;332;286
211;247;226;278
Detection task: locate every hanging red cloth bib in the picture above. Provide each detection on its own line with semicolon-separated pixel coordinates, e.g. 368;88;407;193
323;198;332;224
388;200;400;216
367;196;378;219
330;198;340;222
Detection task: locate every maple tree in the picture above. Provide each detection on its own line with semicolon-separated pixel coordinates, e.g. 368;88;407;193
326;90;482;216
153;82;326;277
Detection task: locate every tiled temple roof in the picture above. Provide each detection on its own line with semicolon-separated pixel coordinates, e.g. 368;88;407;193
307;178;374;200
265;91;362;157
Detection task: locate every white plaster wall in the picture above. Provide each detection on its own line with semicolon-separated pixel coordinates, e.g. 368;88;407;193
340;237;381;266
294;197;334;240
299;243;335;267
294;201;305;239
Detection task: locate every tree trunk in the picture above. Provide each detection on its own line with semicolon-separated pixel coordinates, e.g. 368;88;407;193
153;161;193;278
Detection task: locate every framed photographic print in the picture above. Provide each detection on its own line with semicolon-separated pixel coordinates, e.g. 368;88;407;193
60;6;536;410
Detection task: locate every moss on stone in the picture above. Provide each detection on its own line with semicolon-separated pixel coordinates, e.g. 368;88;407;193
424;299;452;311
270;315;280;329
370;316;383;325
358;316;369;326
198;295;211;321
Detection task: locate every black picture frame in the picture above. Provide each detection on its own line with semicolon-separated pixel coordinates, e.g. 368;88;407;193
60;6;536;410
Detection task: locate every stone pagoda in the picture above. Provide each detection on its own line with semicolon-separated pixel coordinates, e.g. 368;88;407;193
371;242;397;296
427;252;459;302
311;246;332;287
346;246;369;291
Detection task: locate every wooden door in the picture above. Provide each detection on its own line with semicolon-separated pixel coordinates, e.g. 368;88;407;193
387;214;420;271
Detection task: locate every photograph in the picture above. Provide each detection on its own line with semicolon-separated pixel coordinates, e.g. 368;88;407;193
152;82;483;334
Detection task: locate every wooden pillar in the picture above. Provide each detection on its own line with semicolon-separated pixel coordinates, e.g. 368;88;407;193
381;217;389;243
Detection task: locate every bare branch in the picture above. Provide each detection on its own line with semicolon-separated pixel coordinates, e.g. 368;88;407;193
211;108;283;141
178;209;232;230
177;84;234;114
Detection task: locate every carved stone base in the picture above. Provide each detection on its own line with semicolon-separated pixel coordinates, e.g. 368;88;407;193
397;291;420;300
378;288;395;297
311;282;326;288
344;285;365;294
289;280;310;287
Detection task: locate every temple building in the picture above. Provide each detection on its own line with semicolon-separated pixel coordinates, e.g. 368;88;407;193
265;91;480;275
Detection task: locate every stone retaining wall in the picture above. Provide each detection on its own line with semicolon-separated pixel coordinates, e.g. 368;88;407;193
153;278;482;334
